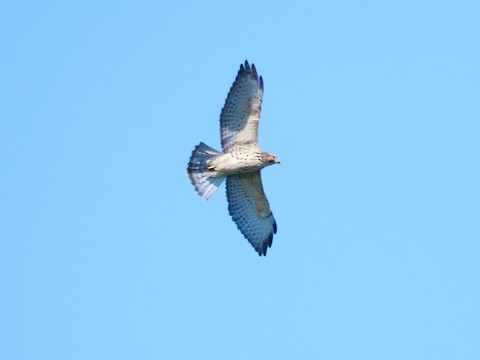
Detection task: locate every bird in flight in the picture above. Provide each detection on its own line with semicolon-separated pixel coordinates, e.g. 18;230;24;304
187;61;279;256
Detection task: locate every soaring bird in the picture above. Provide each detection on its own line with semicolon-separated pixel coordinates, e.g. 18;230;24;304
187;61;279;256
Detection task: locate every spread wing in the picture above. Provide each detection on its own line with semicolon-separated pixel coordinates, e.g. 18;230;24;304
226;172;277;256
220;61;264;151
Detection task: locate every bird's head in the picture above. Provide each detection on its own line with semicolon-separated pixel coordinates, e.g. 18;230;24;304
261;152;280;166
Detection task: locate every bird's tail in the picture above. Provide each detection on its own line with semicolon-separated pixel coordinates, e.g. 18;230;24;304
187;142;225;200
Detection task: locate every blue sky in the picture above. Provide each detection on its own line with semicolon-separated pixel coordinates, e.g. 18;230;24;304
1;1;479;359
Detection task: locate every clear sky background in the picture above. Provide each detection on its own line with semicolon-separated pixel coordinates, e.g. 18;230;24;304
1;1;479;359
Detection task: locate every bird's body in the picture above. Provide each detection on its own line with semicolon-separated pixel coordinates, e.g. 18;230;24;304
187;61;279;256
206;147;270;176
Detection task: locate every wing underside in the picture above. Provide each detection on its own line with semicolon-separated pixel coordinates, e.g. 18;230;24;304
226;172;277;256
220;61;264;151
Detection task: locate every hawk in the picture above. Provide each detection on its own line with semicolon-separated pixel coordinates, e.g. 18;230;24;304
187;61;280;256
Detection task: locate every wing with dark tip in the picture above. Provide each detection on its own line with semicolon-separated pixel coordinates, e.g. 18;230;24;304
220;61;264;151
226;172;277;256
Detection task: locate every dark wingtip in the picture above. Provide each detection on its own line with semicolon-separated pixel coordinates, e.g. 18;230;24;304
244;61;251;76
257;231;274;257
257;246;267;256
237;60;263;90
255;244;265;256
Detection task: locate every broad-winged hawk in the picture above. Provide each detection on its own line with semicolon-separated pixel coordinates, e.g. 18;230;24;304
187;61;279;256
